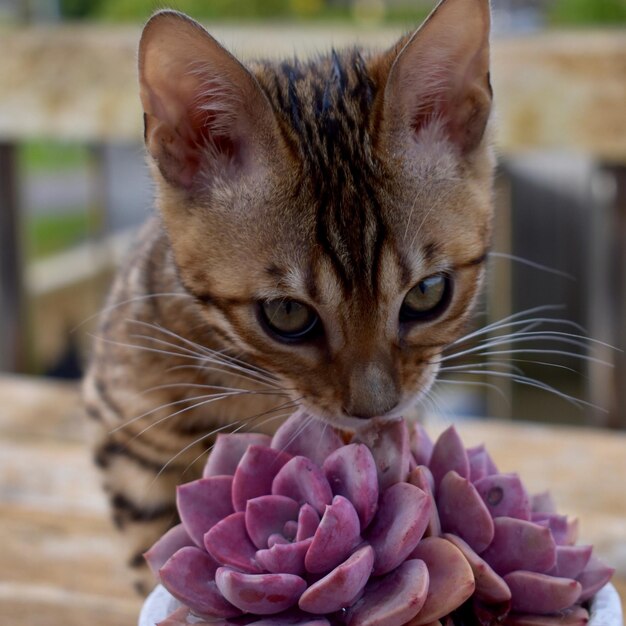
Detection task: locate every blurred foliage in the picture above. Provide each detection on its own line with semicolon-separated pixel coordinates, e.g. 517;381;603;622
20;140;89;172
57;0;431;23
548;0;626;25
27;212;91;259
54;0;626;25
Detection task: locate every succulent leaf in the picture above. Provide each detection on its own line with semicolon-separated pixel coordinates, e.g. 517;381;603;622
245;495;300;550
203;434;272;478
442;533;511;605
437;470;494;553
481;517;557;576
144;523;194;581
271;410;343;466
322;443;379;529
576;555;616;603
177;476;234;547
255;537;313;575
215;567;307;614
410;422;434;466
295;503;320;541
474;473;531;520
366;482;431;575
204;512;262;573
159;547;241;618
354;417;411;490
429;426;470;487
305;495;361;574
345;558;429;626
408;537;475;625
299;544;375;613
272;456;333;515
232;445;292;512
504;570;582;614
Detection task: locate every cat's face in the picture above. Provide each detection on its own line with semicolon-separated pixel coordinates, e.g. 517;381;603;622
139;0;494;430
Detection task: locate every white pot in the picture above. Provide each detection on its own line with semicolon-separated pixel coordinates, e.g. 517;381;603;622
139;583;623;626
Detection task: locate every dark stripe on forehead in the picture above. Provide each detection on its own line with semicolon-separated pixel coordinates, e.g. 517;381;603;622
257;49;388;297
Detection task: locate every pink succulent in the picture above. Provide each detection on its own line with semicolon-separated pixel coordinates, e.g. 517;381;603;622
144;413;614;626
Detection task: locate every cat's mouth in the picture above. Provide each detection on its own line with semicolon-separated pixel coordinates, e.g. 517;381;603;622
296;366;439;434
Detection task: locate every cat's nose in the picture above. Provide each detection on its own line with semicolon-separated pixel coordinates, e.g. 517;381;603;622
345;362;399;419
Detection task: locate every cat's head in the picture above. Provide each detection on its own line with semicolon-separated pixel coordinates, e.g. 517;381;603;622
138;0;494;431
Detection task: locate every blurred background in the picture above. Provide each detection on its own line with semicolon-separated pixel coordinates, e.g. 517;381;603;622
0;0;625;429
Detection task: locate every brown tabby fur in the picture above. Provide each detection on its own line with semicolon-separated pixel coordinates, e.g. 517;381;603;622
83;0;495;593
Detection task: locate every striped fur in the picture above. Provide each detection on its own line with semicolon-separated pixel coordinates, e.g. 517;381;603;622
84;0;495;593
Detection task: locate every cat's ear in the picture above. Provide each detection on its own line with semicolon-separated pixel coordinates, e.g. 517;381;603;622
382;0;492;154
139;11;279;189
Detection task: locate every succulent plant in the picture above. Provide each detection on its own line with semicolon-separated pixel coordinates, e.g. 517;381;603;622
144;412;614;626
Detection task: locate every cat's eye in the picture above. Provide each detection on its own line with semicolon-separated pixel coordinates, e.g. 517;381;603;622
258;299;320;342
400;273;451;322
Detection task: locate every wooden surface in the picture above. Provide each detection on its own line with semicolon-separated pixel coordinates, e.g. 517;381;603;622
1;25;625;160
0;374;624;625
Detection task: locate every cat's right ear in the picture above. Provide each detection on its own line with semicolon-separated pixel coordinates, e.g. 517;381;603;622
380;0;492;155
139;11;280;189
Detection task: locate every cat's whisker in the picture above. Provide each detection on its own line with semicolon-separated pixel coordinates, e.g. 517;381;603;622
439;360;526;375
88;332;208;365
443;369;607;413
448;313;589;349
435;378;511;405
127;328;281;389
148;398;303;492
180;408;297;478
139;381;284;396
111;390;261;436
449;304;568;346
72;292;193;332
443;347;612;368
161;362;292;392
275;411;316;458
440;333;615;366
128;318;281;384
488;252;576;282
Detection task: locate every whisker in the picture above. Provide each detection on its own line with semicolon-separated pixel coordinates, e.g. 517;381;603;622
449;314;588;349
435;378;511;405
127;330;281;389
148;398;303;492
128;319;281;384
446;369;607;413
440;334;613;365
139;381;283;396
488;252;576;281
112;390;255;436
180;409;297;478
72;292;192;332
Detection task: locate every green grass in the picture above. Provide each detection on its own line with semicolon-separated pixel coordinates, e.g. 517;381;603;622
60;0;626;25
26;211;92;259
63;0;432;24
20;140;89;173
548;0;626;26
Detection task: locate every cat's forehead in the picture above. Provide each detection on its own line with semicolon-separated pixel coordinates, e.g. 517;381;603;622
254;49;378;166
253;50;391;297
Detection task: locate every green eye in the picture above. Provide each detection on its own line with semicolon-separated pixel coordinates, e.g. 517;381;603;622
259;299;320;341
400;273;451;322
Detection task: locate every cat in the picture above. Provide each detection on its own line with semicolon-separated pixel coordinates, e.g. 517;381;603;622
83;0;494;594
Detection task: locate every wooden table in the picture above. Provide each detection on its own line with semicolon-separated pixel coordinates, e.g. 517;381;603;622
0;375;624;625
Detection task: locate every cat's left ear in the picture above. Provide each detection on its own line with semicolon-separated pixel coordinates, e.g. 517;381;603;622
381;0;492;155
138;11;282;189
